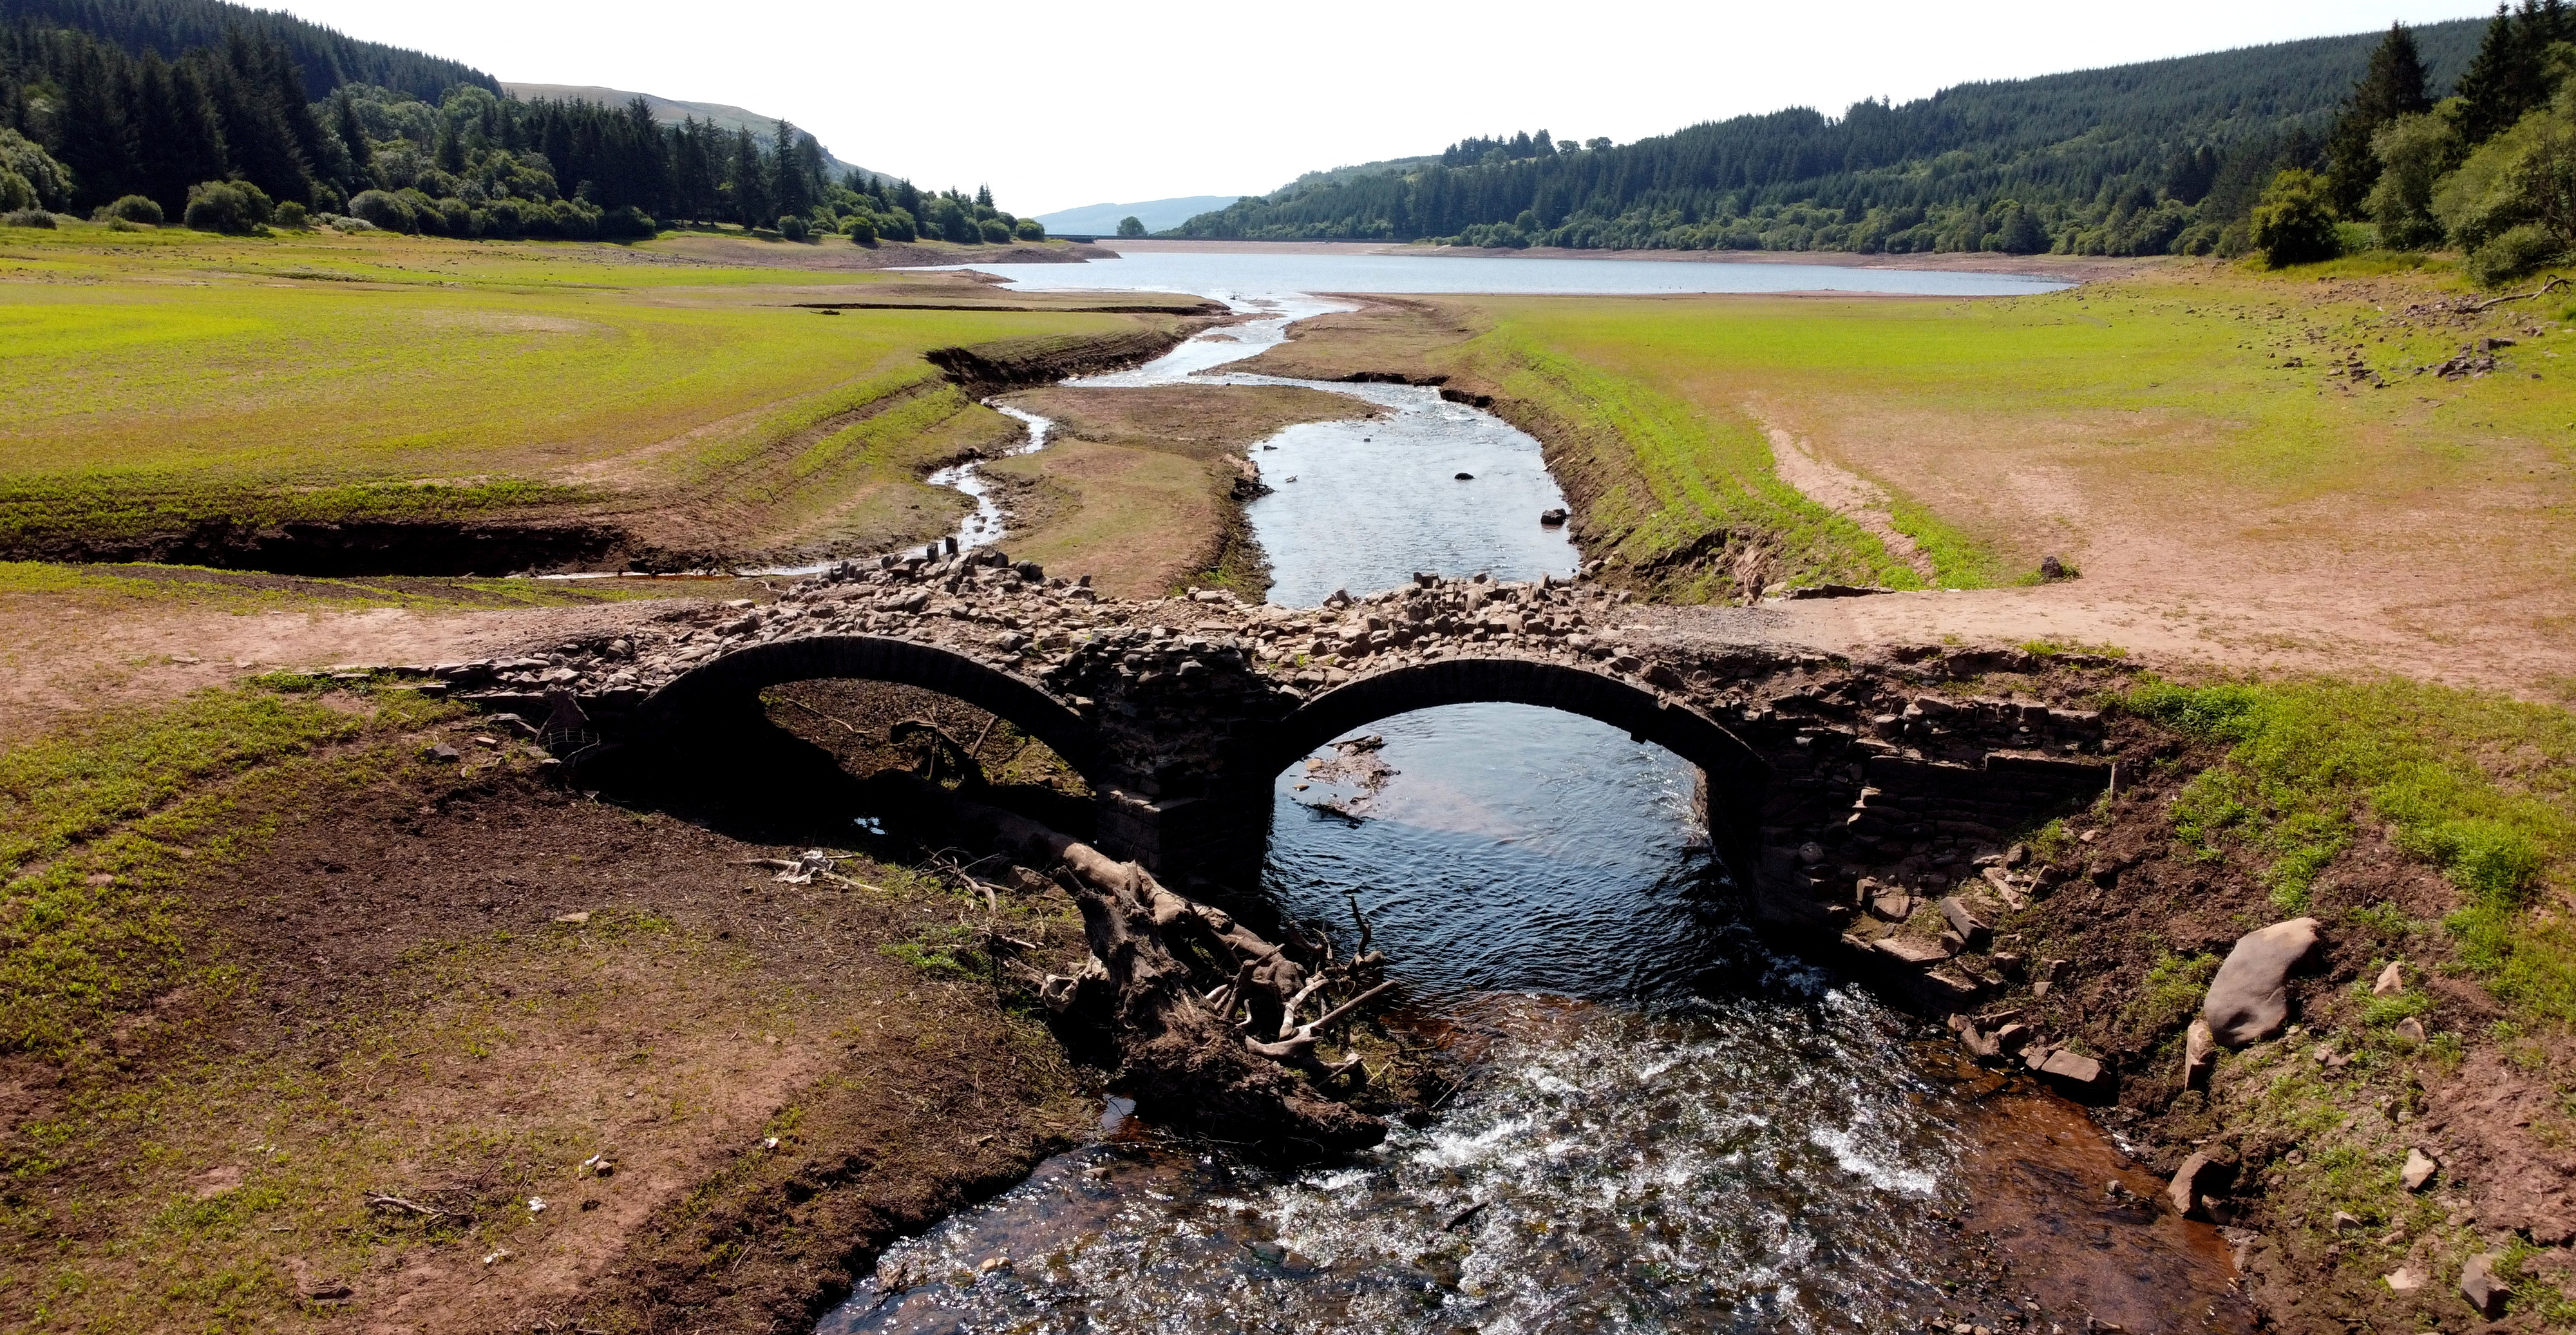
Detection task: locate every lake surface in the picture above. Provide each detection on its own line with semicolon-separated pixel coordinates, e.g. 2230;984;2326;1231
938;248;2070;299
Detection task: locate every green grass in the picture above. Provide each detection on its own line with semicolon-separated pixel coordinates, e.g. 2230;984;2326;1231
1445;325;1926;599
0;680;463;1064
2121;676;2576;1023
0;225;1159;555
1436;265;2576;600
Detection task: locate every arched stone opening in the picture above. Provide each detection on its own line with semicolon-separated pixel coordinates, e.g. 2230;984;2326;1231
641;635;1104;787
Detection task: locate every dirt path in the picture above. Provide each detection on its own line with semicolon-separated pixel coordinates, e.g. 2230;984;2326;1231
1753;414;1935;583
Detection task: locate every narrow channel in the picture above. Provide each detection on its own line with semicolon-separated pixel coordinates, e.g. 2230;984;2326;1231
822;258;2236;1334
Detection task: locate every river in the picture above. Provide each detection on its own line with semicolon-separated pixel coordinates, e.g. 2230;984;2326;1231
817;252;2240;1334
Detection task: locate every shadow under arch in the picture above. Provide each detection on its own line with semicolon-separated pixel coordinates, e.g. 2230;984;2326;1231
641;635;1105;785
1235;657;1770;847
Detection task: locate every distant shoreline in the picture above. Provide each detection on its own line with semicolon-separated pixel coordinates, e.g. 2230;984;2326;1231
1094;237;2155;281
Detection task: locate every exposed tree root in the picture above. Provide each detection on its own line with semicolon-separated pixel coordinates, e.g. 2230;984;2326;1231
943;796;1392;1160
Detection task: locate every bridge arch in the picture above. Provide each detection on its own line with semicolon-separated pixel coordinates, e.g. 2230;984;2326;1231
641;635;1103;782
1236;657;1770;840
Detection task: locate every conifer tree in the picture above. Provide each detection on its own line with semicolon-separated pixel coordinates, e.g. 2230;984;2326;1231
2326;23;2434;214
2458;0;2573;144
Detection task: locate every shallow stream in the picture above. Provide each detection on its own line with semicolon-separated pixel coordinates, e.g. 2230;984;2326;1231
819;253;2239;1333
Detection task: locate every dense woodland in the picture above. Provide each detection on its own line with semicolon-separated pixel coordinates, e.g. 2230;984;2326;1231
0;0;1038;242
1175;19;2492;260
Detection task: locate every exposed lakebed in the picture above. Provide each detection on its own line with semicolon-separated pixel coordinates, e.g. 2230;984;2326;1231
819;254;2239;1332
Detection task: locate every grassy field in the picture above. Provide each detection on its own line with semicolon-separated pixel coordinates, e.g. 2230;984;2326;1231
0;220;1191;568
1241;258;2576;688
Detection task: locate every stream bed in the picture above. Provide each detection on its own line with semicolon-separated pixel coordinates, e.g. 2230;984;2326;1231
819;254;2243;1334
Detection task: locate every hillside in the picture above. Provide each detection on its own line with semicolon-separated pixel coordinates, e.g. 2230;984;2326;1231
1175;19;2484;257
501;82;876;182
0;0;491;99
1035;195;1240;235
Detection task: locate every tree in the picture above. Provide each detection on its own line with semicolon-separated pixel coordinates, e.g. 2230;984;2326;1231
1993;200;2047;253
183;178;272;232
2249;168;2341;266
2457;0;2574;144
2369;105;2468;248
1116;214;1145;238
2326;23;2434;214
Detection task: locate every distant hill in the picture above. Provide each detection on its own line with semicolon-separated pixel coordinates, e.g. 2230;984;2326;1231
1034;196;1241;236
0;0;495;100
1177;18;2486;258
502;82;878;182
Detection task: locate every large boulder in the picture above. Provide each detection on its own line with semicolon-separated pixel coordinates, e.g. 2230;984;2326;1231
2202;917;2320;1047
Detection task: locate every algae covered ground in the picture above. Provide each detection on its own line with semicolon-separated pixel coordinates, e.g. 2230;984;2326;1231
0;220;1198;571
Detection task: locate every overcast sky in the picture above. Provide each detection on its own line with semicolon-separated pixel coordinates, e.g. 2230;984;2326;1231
271;1;2497;217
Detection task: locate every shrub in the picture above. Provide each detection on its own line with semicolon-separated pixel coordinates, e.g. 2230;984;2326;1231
1013;217;1044;241
0;129;70;209
1116;214;1146;238
1;207;55;229
0;169;30;213
2467;222;2566;287
979;217;1011;243
346;189;414;232
778;213;810;241
601;205;656;240
844;213;878;245
879;208;917;242
2249;169;2341;267
272;201;308;230
183;180;272;234
93;194;163;225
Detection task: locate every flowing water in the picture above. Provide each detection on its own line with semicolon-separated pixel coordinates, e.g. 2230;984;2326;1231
819;252;2238;1334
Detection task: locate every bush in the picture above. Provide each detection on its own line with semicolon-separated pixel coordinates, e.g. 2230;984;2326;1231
272;201;308;230
601;204;656;240
2468;222;2566;286
1;207;55;229
346;189;414;232
844;213;878;245
0;169;30;213
2249;169;2340;267
879;208;917;242
978;217;1011;243
0;129;71;210
1013;217;1045;241
92;194;162;225
778;213;810;241
183;180;272;234
1116;214;1146;238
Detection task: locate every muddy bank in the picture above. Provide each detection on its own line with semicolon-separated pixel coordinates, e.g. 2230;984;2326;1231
1098;237;2150;281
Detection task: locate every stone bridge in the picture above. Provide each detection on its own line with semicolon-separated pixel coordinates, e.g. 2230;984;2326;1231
430;547;2127;998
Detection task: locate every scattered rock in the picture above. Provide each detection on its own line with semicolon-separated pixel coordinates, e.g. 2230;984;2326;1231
1539;508;1568;526
426;743;460;763
2183;1018;2217;1090
1938;896;1991;949
2384;1265;2425;1294
2202;917;2320;1047
553;911;591;925
1454;472;1475;480
2039;554;2070;580
303;1280;353;1301
2394;1016;2426;1043
2401;1147;2438;1191
2372;960;2405;996
2033;1047;2105;1092
2168;1151;2218;1216
1873;936;1954;965
2459;1251;2508;1319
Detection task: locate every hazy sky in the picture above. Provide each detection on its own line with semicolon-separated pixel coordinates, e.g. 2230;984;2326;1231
272;1;2496;217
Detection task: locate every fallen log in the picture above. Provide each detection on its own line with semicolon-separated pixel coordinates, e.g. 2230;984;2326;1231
944;797;1390;1160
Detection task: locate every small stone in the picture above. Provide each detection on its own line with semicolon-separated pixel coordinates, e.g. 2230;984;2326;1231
1454;471;1475;480
2372;960;2405;996
427;743;461;763
2202;917;2321;1047
2459;1251;2508;1319
2401;1147;2438;1191
2167;1151;2215;1216
1939;896;1991;949
2036;1048;2105;1091
2394;1016;2426;1043
2332;1210;2362;1231
553;912;591;925
2384;1265;2425;1294
2183;1018;2217;1090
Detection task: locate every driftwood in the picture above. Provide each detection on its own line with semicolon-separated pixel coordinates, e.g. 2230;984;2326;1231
2469;275;2570;312
945;797;1392;1159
